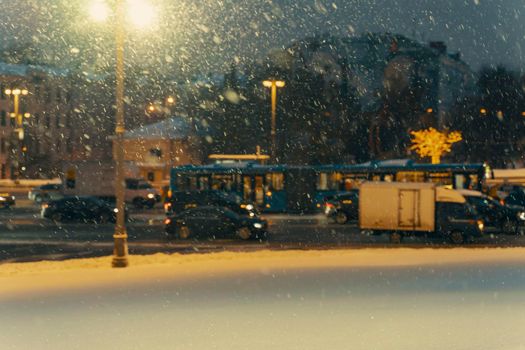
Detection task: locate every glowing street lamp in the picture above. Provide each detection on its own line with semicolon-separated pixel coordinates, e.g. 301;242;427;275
90;0;158;268
127;0;158;28
262;79;285;163
89;0;110;22
5;88;29;179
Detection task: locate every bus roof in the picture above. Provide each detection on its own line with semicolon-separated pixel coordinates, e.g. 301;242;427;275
171;161;486;175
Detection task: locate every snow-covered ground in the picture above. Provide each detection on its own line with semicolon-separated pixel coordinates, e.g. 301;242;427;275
1;248;525;350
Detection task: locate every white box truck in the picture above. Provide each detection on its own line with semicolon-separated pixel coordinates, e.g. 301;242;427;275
61;161;160;208
359;182;484;244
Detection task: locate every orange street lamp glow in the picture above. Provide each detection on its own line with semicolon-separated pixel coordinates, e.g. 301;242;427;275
480;108;487;115
262;79;286;163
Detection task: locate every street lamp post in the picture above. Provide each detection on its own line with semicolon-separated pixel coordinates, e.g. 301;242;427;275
262;79;285;163
112;0;129;268
90;0;157;268
5;88;29;180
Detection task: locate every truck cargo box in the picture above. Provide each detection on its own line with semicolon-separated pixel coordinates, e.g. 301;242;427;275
359;182;437;232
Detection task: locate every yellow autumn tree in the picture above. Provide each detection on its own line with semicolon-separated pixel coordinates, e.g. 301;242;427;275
409;128;462;164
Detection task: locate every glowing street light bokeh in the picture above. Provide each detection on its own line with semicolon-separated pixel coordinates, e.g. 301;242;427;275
89;0;157;28
127;0;157;29
89;0;110;22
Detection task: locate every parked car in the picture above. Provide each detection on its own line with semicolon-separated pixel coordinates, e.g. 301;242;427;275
501;188;525;208
164;190;258;216
164;206;267;240
0;192;15;208
324;190;359;224
41;196;122;223
459;190;525;234
28;183;62;203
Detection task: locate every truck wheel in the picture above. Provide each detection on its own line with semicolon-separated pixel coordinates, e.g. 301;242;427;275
389;232;402;244
335;212;348;225
449;230;465;244
178;225;191;239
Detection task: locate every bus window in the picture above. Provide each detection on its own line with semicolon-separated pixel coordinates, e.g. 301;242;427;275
243;176;252;202
328;172;342;190
468;174;479;190
317;173;328;190
212;174;234;191
266;173;284;191
396;171;424;182
383;174;394;182
454;174;466;189
198;176;209;190
427;172;452;187
254;176;264;205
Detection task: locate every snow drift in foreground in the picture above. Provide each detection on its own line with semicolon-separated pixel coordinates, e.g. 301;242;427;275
1;248;525;350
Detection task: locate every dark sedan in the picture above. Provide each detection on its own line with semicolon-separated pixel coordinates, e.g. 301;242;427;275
459;190;525;234
324;190;359;224
0;193;15;208
165;206;267;240
41;196;120;223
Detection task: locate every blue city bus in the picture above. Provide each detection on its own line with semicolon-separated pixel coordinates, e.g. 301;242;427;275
169;160;489;213
313;160;490;207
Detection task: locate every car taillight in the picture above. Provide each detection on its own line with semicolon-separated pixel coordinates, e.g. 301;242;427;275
325;202;335;209
164;202;172;211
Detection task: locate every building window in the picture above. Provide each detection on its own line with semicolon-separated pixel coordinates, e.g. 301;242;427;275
33;113;39;126
0;138;4;154
10;116;15;127
56;88;61;103
45;114;50;128
56;115;60;128
1;110;5;126
0;85;4;100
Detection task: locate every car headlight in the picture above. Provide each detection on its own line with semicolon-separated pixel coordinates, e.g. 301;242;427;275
477;220;484;231
113;208;119;213
0;197;5;201
246;204;254;211
147;193;155;199
253;222;263;229
518;212;525;221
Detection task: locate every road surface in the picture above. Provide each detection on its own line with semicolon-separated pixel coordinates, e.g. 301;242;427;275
2;193;525;262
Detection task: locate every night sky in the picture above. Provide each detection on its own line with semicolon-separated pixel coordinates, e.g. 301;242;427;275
0;0;523;72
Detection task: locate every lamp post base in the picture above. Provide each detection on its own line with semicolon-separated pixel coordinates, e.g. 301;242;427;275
111;256;129;268
112;233;129;268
